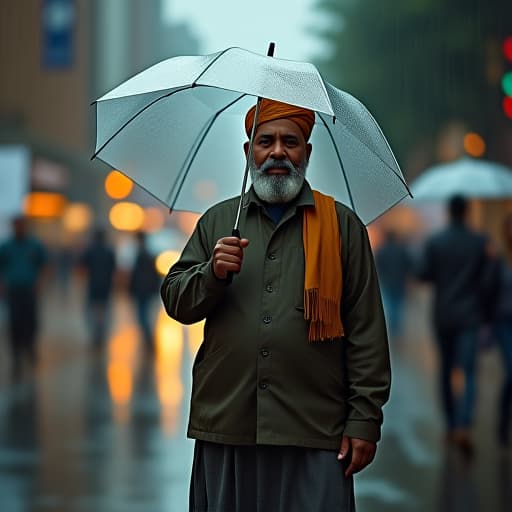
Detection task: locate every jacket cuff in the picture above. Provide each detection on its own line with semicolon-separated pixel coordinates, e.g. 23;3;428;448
343;420;381;443
203;260;230;291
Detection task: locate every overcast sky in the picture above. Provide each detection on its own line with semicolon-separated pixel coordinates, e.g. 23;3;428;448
162;0;330;62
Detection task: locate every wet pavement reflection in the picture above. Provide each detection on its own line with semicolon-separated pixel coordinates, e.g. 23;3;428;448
0;280;511;511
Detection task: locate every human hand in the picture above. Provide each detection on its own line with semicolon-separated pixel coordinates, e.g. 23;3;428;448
212;236;249;280
338;435;376;477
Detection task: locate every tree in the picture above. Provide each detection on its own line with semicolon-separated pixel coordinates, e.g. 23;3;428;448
313;0;512;173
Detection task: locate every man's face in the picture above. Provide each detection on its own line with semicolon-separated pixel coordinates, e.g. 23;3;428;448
245;118;312;204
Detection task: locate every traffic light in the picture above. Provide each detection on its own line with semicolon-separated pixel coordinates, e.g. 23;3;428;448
503;36;512;119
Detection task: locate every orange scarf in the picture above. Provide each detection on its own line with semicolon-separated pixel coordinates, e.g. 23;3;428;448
302;190;344;341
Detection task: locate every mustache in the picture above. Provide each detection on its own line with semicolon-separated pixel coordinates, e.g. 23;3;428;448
258;158;299;175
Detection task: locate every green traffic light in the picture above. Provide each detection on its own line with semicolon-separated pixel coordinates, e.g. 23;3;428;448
503;71;512;96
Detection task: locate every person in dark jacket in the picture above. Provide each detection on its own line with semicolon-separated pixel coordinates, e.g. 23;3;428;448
375;229;412;339
161;99;390;511
489;214;512;446
128;231;160;353
417;194;490;455
79;228;116;351
0;216;47;378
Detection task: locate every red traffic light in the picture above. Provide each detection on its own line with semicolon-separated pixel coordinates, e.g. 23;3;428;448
505;36;512;62
504;96;512;119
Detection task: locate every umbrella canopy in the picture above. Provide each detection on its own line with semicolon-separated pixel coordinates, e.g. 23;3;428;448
93;46;410;225
411;157;512;201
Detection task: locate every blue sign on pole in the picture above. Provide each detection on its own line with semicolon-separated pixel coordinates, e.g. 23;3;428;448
41;0;76;70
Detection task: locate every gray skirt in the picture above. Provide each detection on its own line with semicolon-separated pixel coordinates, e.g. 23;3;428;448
190;441;355;512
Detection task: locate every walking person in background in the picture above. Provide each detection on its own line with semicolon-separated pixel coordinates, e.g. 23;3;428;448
417;194;490;456
78;228;116;352
128;231;161;354
161;99;390;511
375;228;412;340
0;216;47;379
488;213;512;447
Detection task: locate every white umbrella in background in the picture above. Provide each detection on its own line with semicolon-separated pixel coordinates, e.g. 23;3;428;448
411;157;512;201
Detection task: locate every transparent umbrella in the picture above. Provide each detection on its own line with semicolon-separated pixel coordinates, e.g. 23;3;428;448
92;45;410;225
411;156;512;201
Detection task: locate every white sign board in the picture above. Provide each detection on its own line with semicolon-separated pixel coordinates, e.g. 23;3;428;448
0;145;30;218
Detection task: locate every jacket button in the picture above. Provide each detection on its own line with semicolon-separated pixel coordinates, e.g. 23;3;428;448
260;348;270;357
268;252;276;260
265;284;273;293
263;315;272;324
259;380;268;390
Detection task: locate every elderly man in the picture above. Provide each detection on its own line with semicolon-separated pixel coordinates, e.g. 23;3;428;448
161;99;390;511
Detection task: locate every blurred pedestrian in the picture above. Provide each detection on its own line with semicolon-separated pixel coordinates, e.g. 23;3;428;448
54;241;75;301
128;231;160;353
161;99;390;511
488;213;512;446
375;229;412;339
78;228;116;351
0;216;47;379
417;194;490;456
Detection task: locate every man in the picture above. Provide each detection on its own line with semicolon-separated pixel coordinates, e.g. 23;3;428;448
375;229;412;340
79;228;116;351
0;215;47;379
128;231;161;353
161;99;390;511
417;194;489;455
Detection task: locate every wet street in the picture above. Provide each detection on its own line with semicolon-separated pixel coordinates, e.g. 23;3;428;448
0;279;511;512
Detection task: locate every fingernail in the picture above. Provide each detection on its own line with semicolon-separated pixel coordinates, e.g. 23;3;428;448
337;453;343;460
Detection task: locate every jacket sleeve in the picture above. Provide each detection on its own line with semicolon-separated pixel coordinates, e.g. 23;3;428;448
340;209;391;443
160;215;228;325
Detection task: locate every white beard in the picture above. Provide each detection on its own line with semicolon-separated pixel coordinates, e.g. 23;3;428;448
249;155;308;204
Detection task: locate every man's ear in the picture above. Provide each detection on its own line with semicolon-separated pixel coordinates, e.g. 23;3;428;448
243;141;249;157
306;143;312;161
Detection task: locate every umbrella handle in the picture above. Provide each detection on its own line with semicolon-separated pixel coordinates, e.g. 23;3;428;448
225;228;241;284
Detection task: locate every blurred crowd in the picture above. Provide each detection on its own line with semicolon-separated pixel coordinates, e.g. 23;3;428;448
375;194;512;458
0;216;162;381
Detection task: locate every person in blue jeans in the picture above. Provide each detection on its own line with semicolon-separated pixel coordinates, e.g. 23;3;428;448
375;229;412;339
490;214;512;446
417;195;491;456
128;231;161;354
0;216;47;378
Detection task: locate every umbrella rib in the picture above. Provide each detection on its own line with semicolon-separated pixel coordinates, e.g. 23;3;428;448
317;114;356;212
92;86;192;159
192;47;232;86
167;92;249;210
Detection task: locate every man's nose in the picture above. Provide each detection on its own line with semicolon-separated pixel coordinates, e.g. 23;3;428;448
269;141;286;159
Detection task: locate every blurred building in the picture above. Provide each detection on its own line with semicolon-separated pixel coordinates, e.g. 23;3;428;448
0;0;200;239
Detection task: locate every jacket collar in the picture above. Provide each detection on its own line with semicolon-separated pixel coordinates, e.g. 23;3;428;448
245;181;316;212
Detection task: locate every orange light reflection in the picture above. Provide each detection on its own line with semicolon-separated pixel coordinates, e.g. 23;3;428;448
155;308;184;435
107;325;139;424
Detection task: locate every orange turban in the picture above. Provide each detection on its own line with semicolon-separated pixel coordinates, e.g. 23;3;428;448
244;98;315;141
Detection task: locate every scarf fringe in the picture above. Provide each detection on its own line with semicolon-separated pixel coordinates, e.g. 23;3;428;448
304;288;344;341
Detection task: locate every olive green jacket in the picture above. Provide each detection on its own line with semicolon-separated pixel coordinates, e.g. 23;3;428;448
161;183;390;450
